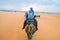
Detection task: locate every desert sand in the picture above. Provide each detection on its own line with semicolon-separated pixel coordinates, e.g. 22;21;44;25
0;11;60;40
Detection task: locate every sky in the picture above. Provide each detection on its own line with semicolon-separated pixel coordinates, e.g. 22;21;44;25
0;0;60;13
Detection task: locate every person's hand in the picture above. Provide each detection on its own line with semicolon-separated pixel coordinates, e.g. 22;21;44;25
39;15;40;17
37;15;40;18
35;15;40;18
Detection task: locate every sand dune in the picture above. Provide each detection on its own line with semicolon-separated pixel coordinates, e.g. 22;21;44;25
0;11;60;40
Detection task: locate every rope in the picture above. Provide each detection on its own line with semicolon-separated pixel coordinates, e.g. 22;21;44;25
30;31;34;40
32;35;34;40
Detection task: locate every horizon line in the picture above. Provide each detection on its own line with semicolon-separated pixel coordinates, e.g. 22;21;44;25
0;10;60;14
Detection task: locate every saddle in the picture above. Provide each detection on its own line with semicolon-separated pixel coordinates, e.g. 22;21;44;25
25;19;36;34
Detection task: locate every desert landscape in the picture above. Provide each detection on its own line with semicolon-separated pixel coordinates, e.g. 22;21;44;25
0;11;60;40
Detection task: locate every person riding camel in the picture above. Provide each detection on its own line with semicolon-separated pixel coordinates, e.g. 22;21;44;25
22;7;38;30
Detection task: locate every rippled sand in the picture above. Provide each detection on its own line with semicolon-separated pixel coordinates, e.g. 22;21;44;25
0;11;60;40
